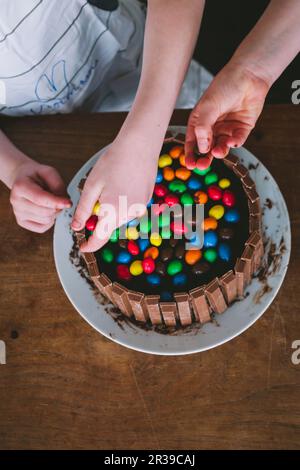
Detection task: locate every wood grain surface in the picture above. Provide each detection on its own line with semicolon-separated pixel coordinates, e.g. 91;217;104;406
0;106;299;450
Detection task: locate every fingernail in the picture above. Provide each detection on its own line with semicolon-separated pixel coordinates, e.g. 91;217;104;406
72;220;81;229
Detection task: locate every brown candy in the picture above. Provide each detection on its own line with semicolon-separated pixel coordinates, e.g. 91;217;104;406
156;261;166;276
219;227;234;241
175;245;185;259
169;237;179;248
118;239;127;249
161;247;173;262
192;261;210;276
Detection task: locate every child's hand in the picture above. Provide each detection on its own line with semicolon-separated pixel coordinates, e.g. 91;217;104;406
185;64;270;169
10;159;71;233
72;137;159;252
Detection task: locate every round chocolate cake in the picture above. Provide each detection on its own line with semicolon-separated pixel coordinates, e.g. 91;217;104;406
75;131;264;328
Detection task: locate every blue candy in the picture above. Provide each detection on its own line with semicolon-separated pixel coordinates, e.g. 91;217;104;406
160;291;173;301
173;272;187;286
189;233;202;249
224;209;240;223
116;250;132;264
128;218;139;227
218;242;231;262
156;171;163;183
204;230;218;248
147;273;161;285
138;238;150;252
147;197;154;208
187;176;202;191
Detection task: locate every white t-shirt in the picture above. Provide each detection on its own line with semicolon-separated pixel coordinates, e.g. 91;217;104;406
0;0;145;116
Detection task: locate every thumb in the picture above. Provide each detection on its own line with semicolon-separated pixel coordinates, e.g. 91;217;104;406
72;180;103;231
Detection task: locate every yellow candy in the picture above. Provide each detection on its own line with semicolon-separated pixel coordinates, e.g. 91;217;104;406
126;226;139;240
219;178;231;189
169;145;183;158
163;167;175;181
130;260;143;276
209;204;225;220
175;167;191;181
158;154;173;168
150;232;162;247
92;201;101;215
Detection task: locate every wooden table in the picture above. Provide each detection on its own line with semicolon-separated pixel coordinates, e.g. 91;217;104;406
0;106;299;450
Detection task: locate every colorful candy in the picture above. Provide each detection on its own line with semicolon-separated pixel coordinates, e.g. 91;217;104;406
156;170;163;183
92;201;101;215
125;226;139;240
193;166;211;176
163;167;175;181
209;205;225;220
165;194;179;207
139;218;151;233
128;218;139;227
127;240;139;255
179;153;186;167
158;154;172;168
219;178;231;189
219;227;234;240
160;291;172;301
169;145;183;158
142;257;155;274
224;209;240;223
203;230;218;248
154;184;168;197
204;248;217;263
189;233;202;249
144;246;159;260
171;220;188;235
180;192;194;205
167;260;183;276
129;260;143;276
147;197;154;208
161;227;172;239
173;272;187;286
150;232;162;247
207;185;222;201
187;176;202;191
159;212;170;228
185;249;202;265
110;228;119;243
204;172;218;185
156;261;166;276
218;243;231;262
116;250;132;264
192;261;210;275
202;217;218;231
175;168;191;181
101;248;114;263
222;190;236;207
169;179;187;193
147;273;161;285
175;245;185;259
194;190;208;204
116;264;132;281
85;215;98;231
161;247;173;262
138;238;150;252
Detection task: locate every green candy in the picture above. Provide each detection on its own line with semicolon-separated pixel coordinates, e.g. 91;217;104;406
167;259;183;276
110;228;119;243
159;213;170;228
169;179;187;194
204;172;218;185
101;247;114;263
139;217;151;233
86;230;93;237
193;166;211;176
204;248;217;263
161;227;171;239
180;192;194;205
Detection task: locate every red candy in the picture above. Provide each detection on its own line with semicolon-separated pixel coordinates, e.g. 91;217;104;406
207;185;222;201
142;257;155;274
85;215;98;231
154;184;168;197
170;220;188;235
222;190;236;207
127;240;139;256
116;264;132;281
152;200;167;215
165;194;179;207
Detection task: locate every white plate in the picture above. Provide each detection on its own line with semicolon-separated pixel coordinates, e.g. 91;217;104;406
53;126;291;355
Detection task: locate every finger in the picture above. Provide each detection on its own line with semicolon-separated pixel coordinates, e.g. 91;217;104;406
37;165;69;197
211;135;230;159
17;218;54;233
11;197;59;217
195;153;214;170
14;209;56;226
80;201;117;252
185;124;197;170
72;179;104;231
194;125;213;154
225;127;250;148
14;177;71;210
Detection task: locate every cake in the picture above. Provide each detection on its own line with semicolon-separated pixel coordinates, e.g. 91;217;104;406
74;130;264;328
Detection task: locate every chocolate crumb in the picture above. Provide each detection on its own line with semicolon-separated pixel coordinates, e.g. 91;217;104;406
248;163;259;170
264;198;273;209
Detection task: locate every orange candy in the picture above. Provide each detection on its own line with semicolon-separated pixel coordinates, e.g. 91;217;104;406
163;166;175;181
194;191;208;204
202;217;218;231
144;246;159;260
179;153;186;167
185;249;202;265
169;145;183;158
175;167;191;181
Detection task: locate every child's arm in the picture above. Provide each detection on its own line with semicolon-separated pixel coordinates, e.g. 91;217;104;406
0;130;71;232
185;0;300;169
73;0;206;252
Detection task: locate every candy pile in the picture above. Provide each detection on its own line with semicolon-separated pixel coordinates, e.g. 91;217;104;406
85;143;244;299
